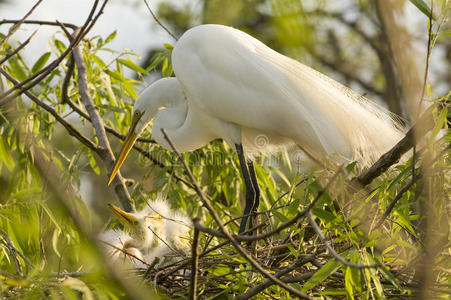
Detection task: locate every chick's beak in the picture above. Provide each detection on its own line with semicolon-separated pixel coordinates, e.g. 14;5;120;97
107;203;138;228
108;114;141;185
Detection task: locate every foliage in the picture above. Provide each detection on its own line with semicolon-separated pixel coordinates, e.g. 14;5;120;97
0;0;450;299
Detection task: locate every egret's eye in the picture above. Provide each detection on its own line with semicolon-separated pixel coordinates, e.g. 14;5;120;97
133;220;139;226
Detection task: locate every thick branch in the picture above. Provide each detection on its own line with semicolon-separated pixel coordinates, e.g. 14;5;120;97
72;43;134;212
352;110;434;187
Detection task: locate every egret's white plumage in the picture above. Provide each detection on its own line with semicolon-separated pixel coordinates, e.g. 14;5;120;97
109;24;405;233
98;229;146;268
131;24;404;168
100;200;191;268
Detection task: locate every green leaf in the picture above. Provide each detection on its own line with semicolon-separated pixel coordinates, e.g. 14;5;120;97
345;267;355;299
117;58;147;74
163;43;174;50
8;58;28;81
88;151;100;175
408;0;435;20
0;138;15;171
146;55;164;72
430;107;447;141
312;207;335;222
105;30;117;44
301;259;341;292
32;52;51;73
162;57;168;73
54;39;66;53
92;55;106;69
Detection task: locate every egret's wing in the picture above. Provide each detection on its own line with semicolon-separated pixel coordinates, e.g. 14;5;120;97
173;24;404;166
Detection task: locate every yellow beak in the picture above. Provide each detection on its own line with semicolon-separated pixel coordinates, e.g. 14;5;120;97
108;116;140;185
107;203;138;228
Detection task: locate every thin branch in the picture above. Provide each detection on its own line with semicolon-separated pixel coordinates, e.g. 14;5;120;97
72;41;134;211
0;0;105;105
0;68;100;153
146;225;182;256
415;7;435;119
0;228;35;270
143;0;178;41
376;143;450;227
0;232;23;276
234;250;323;300
189;220;200;300
0;30;37;66
0;19;78;30
375;174;420;228
0;0;44;48
305;9;380;53
99;240;151;267
61;55;75;104
160;128;314;300
307;211;380;269
313;53;384;96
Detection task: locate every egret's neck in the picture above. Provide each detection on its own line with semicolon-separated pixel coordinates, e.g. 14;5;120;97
134;78;187;135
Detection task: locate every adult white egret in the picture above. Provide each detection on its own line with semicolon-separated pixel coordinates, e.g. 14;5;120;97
108;24;404;234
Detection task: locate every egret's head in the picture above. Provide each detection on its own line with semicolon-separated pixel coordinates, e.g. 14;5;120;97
108;78;184;185
108;204;164;249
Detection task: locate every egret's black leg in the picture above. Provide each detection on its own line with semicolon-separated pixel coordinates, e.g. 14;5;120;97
235;144;256;234
247;161;260;230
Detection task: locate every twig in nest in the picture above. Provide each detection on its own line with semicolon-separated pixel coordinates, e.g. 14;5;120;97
307;211;380;269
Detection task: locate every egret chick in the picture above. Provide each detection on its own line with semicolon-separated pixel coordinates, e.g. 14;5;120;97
108;203;166;251
108;200;191;261
98;229;146;268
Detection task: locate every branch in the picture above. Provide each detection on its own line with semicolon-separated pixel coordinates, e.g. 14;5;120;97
0;19;78;30
307;211;380;269
313;53;384;97
234;250;323;300
0;30;37;66
352;109;435;187
72;42;134;212
0;68;100;153
160;128;314;300
375;143;450;227
0;0;44;48
189;220;200;300
143;0;178;41
0;0;106;105
305;9;380;53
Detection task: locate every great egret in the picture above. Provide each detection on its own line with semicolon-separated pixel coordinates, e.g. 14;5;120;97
98;229;147;268
108;24;404;234
104;199;191;266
